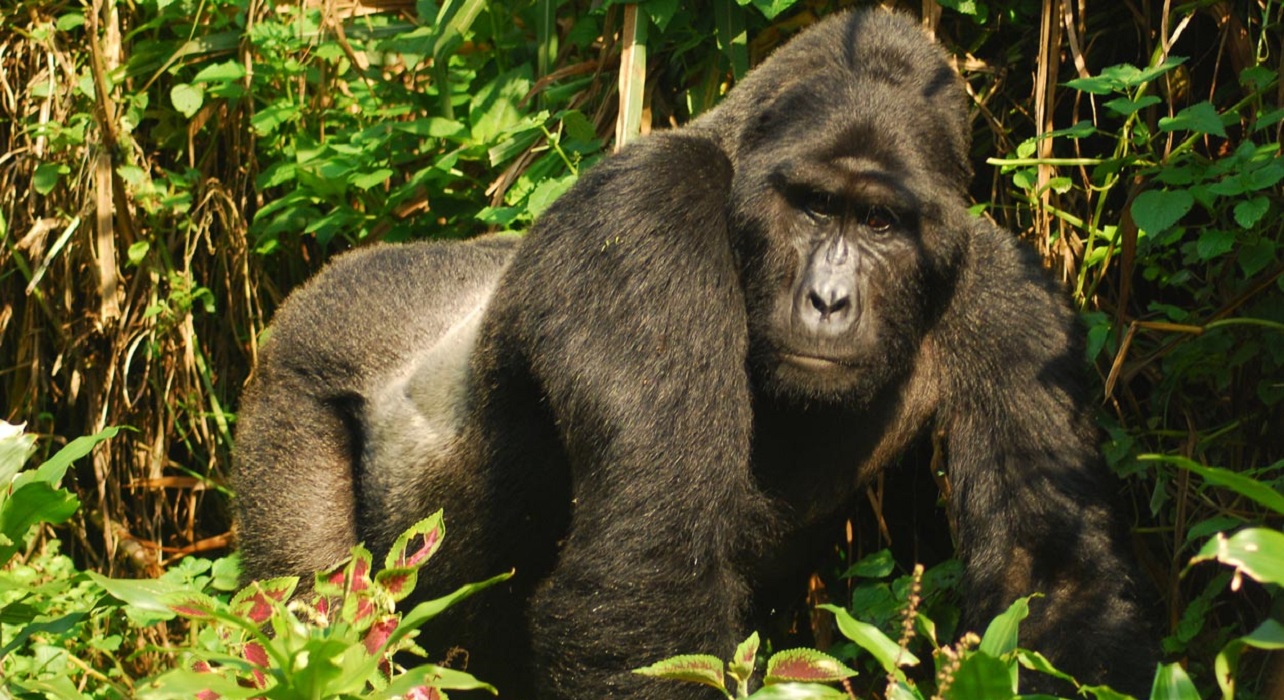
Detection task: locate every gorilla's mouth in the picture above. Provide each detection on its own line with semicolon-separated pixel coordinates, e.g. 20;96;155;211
778;352;850;371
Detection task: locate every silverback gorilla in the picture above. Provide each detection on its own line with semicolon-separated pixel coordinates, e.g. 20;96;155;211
235;8;1153;698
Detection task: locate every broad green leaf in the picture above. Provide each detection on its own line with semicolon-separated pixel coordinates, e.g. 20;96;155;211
1239;238;1277;278
944;652;1014;700
170;83;204;118
192;60;246;83
1195;229;1235;261
0;482;79;564
979;596;1032;658
748;0;798;20
1159;102;1227;137
56;13;85;31
765;648;856;683
1148;662;1198;700
32;162;69;195
27;426;120;486
633;654;726;692
1234;196;1270;229
0;421;36;489
87;572;182;618
350;168;394;191
1191;528;1284;585
820;604;920;675
127;240;150;265
1130;189;1193;235
714;0;749;81
841;549;895;579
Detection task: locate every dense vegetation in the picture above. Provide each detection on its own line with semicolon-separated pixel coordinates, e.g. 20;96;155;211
0;0;1281;697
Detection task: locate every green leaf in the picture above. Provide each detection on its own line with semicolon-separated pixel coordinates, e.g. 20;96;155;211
378;664;498;697
820;604;920;676
192;60;246;83
229;577;297;624
979;596;1032;657
1147;455;1284;515
349;168;394;191
746;683;849;699
385;509;445;570
0;422;36;489
87;572;182;619
386;571;513;651
127;240;150;266
1159;101;1228;137
714;0;749;81
1239;238;1277;278
56;13;85;31
32;162;70;196
1130;189;1193;235
841;549;895;579
1148;662;1198;700
729;632;760;683
170;83;204;119
1191;528;1284;585
1104;95;1161;116
1233;196;1270;229
1194;229;1234;261
633;654;726;693
0;483;79;564
765;648;856;683
944;653;1014;700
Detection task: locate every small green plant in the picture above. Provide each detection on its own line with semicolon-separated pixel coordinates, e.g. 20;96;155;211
135;510;510;699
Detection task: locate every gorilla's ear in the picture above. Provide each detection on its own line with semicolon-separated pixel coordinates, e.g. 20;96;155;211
486;133;769;672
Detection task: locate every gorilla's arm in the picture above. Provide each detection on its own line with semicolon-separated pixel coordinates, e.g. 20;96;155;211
479;132;773;698
937;220;1151;693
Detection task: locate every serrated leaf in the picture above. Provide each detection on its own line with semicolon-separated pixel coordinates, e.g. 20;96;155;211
729;631;760;682
1159;101;1227;137
764;648;856;683
1239;238;1277;277
1234;196;1270;229
1191;528;1284;585
375;567;418;602
170;83;204;118
163;591;223;619
633;654;726;691
1130;189;1193;235
230;577;297;623
386;509;445;570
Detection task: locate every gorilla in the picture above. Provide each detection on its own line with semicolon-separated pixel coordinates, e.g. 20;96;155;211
235;8;1154;698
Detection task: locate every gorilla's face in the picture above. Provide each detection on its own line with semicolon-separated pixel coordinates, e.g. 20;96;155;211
729;80;964;406
735;147;932;405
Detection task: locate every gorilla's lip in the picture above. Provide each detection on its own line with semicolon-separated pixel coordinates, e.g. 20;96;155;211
778;353;850;371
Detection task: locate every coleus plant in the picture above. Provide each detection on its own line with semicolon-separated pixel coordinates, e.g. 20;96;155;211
140;510;510;700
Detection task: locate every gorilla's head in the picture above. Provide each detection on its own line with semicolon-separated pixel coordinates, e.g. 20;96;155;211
699;9;974;405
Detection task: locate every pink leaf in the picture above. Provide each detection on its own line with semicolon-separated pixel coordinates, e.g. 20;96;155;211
363;616;399;655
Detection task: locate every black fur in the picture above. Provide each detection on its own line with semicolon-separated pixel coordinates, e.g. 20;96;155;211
235;8;1153;698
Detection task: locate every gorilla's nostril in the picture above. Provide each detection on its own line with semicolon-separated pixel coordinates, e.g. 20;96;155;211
809;290;850;318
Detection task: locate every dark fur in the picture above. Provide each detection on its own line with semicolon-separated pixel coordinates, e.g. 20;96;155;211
235;9;1153;698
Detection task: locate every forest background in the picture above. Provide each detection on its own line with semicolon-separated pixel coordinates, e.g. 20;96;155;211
1;0;1282;697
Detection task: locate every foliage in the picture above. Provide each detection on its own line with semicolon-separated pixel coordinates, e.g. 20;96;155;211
1;0;1283;697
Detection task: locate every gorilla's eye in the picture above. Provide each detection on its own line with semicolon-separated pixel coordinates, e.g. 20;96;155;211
801;192;840;222
864;206;898;232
